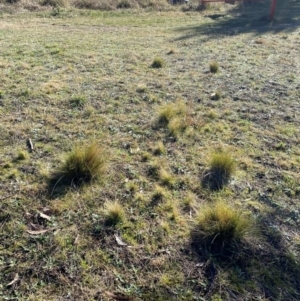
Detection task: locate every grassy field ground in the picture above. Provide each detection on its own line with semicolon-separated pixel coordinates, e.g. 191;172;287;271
0;1;300;300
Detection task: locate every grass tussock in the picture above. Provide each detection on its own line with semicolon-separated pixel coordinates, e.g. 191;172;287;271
202;152;235;190
70;95;87;109
14;150;29;161
153;141;166;156
191;201;254;253
116;0;131;9
72;0;172;10
151;185;170;204
104;200;125;226
151;56;165;68
159;167;176;187
41;0;68;7
167;116;188;137
51;143;107;187
209;60;219;73
157;99;187;126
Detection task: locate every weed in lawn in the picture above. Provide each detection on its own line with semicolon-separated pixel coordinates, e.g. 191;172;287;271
41;0;67;7
104;200;125;226
141;151;152;162
14;150;29;161
136;83;148;93
153;141;166;156
157;100;187;126
159;167;175;187
117;0;131;9
151;185;170;205
70;95;87;109
182;192;197;211
51;143;107;188
275;141;286;151
210;61;219;73
134;192;146;203
7;169;19;179
168;205;181;222
205;110;218;120
210;90;221;100
167;48;175;54
83;105;94;117
147;160;161;178
202;152;235;190
151;56;165;68
125;181;138;193
160;220;170;233
168;116;188;137
191;201;254;253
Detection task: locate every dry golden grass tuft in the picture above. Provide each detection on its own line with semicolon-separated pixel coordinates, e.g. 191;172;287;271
209;60;219;73
151;56;165;68
202;152;235;190
51;143;108;187
157;99;187;126
103;200;125;226
153;141;166;156
191;201;255;252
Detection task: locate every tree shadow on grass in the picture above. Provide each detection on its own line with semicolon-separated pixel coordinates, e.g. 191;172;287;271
190;214;300;300
175;0;300;42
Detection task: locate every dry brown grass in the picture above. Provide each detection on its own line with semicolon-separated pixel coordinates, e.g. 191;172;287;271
51;143;108;187
191;201;255;252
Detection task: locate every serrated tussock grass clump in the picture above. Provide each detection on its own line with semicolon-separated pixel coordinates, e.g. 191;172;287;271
191;202;254;253
136;83;148;93
168;116;188;137
52;143;108;187
104;201;125;226
117;0;131;9
14;150;29;161
157;100;187;126
70;95;87;109
151;185;170;205
153;141;165;156
210;60;219;73
202;152;235;190
147;160;161;178
159;168;175;187
151;56;165;68
210;90;221;100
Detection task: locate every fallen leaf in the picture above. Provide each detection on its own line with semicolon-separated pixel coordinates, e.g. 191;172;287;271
114;234;127;246
74;235;80;245
42;208;53;215
39;212;51;221
7;273;19;287
24;211;32;219
29;223;40;230
104;291;133;300
38;207;53;215
26;229;51;235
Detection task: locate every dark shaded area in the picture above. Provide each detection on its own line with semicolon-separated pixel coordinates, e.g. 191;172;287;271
190;214;300;300
176;0;300;41
47;173;81;197
201;169;230;190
